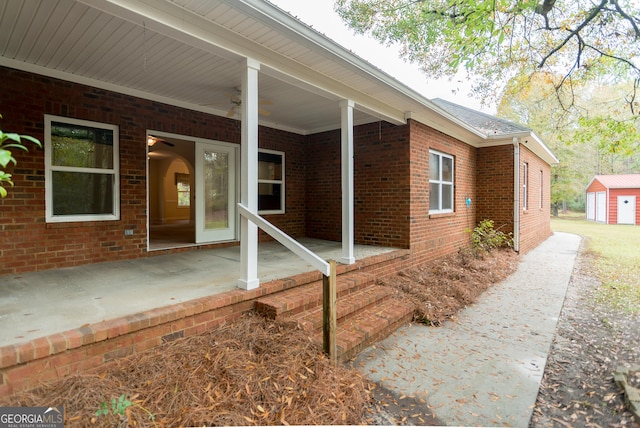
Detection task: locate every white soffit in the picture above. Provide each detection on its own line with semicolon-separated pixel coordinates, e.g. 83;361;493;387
0;0;501;140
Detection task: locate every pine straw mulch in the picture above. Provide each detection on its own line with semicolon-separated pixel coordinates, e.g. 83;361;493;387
381;248;520;326
5;314;370;427
3;248;519;427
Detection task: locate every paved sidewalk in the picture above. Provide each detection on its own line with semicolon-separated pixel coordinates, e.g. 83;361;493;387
354;232;582;427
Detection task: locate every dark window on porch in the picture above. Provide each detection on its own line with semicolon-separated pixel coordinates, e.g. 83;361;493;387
45;116;119;222
258;149;285;214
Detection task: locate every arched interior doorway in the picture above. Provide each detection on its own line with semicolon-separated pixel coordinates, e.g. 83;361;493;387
148;135;196;249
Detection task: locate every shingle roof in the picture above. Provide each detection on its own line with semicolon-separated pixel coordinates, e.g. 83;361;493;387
593;174;640;189
431;98;530;137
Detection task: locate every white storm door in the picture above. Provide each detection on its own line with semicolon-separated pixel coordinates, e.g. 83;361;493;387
617;196;636;225
195;142;237;243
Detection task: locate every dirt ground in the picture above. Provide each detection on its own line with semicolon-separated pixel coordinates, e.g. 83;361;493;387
529;246;640;428
4;245;638;426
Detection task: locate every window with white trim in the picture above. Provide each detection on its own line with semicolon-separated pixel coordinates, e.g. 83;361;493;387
258;149;285;214
523;162;529;211
539;170;543;209
429;150;454;213
45;115;120;222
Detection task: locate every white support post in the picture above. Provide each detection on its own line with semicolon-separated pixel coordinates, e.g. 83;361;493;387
238;58;261;290
340;100;355;264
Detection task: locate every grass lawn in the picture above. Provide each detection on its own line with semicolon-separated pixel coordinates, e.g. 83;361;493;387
551;212;640;314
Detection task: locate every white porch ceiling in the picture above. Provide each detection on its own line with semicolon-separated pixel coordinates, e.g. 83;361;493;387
0;0;426;135
0;0;556;164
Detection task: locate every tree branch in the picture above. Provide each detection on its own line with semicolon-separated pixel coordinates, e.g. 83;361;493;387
584;43;640;75
535;0;557;29
538;0;608;69
628;79;640;116
610;0;640;39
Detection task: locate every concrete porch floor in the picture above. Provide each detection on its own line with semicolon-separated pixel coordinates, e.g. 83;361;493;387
0;238;397;348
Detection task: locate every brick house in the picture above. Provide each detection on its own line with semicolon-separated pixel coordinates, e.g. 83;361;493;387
0;0;557;396
586;174;640;225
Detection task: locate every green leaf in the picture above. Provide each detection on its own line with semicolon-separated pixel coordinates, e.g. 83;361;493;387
0;149;13;168
20;135;42;147
0;143;29;151
1;133;21;144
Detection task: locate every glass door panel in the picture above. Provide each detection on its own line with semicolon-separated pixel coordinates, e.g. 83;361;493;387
195;142;236;243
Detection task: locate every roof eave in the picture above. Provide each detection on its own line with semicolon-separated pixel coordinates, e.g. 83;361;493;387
488;131;559;165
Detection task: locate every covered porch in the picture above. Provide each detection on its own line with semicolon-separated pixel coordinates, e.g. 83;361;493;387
0;238;412;397
0;239;400;349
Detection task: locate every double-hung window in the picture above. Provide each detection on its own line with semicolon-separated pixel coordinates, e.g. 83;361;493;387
539;170;543;209
523;162;529;211
258;149;285;214
45;115;119;222
429;150;454;213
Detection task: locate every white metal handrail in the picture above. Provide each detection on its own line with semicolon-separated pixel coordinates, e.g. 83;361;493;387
238;203;337;362
237;203;331;276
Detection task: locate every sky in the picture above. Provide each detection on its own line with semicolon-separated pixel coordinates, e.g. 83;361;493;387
269;0;495;113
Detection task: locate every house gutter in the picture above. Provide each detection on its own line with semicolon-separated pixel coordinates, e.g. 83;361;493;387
513;137;520;253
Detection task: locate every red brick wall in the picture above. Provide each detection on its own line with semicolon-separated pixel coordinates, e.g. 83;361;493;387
353;122;411;247
0;67;306;274
476;144;515;235
407;120;477;265
305;130;342;241
305;122;411;248
304;119;480;258
519;145;552;253
472;142;552;254
0;66;554;275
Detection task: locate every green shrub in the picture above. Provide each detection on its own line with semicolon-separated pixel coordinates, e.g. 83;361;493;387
469;219;513;255
0;114;42;197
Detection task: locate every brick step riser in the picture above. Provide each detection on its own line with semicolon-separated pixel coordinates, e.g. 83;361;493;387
284;286;393;332
337;309;413;361
308;300;414;362
255;272;377;320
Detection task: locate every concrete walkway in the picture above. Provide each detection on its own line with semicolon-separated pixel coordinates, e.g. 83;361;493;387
354;232;582;427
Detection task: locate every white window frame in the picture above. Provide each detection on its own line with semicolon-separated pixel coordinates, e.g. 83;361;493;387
523;162;529;211
258;149;285;215
45;115;120;223
539;170;543;209
429;150;454;214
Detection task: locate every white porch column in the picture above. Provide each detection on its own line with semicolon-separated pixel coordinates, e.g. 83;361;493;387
238;58;261;290
340;100;355;264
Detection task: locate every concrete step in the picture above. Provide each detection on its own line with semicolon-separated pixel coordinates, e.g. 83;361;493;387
255;271;376;320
